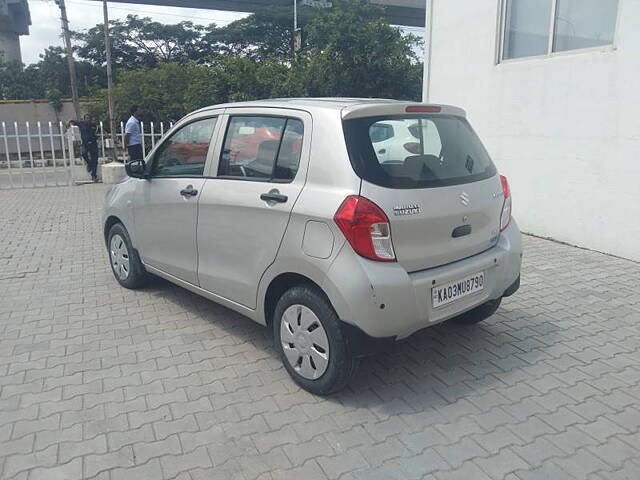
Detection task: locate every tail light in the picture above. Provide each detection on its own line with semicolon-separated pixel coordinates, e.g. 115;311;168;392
334;195;396;262
403;142;421;154
500;175;511;231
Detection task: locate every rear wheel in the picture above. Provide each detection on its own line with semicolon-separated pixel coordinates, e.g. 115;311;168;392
453;298;501;325
107;223;149;289
273;285;359;395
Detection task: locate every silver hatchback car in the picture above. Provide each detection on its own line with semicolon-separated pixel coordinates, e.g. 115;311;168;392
104;98;522;394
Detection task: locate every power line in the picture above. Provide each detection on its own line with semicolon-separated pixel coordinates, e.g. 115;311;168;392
38;0;241;25
68;0;238;24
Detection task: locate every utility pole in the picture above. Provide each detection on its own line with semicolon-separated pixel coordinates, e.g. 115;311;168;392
55;0;81;119
293;0;301;55
423;0;433;103
103;0;117;160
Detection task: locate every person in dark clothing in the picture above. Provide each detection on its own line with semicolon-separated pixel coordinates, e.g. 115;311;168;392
76;114;99;182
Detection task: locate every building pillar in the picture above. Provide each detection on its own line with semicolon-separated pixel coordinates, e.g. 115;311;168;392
0;27;21;63
0;0;31;65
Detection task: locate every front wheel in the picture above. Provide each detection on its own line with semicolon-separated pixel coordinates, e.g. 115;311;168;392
273;285;359;395
107;223;149;289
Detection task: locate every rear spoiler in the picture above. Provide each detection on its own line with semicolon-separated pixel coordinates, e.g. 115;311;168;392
341;103;466;120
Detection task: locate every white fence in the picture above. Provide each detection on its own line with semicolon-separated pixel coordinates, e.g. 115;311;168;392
0;120;173;189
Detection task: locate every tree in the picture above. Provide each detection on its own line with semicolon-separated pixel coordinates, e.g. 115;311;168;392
0;61;41;99
46;88;64;124
203;8;313;61
5;0;422;109
89;58;301;124
301;0;423;100
0;48;104;100
74;15;207;69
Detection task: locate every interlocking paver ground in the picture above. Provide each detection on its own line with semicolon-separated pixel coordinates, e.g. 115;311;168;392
1;184;639;480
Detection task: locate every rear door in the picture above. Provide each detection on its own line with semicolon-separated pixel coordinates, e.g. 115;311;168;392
196;109;311;308
343;111;504;272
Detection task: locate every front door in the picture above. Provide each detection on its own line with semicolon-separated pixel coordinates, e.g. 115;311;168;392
134;116;218;284
197;111;310;308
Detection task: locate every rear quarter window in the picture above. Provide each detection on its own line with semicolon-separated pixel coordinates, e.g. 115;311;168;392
343;115;497;189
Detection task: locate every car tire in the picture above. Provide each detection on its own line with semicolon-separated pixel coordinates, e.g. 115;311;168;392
107;223;149;289
453;298;502;325
273;285;359;395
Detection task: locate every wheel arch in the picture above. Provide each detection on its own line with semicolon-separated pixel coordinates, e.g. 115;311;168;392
104;215;123;245
263;272;327;328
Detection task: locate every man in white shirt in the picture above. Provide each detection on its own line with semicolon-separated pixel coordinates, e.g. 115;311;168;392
124;105;144;161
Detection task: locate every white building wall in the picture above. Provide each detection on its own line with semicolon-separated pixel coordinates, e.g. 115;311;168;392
426;0;640;261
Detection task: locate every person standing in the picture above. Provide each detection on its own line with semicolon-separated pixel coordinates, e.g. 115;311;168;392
73;114;99;182
124;105;144;161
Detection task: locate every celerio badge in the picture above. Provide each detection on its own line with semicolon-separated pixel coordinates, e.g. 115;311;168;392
393;204;421;216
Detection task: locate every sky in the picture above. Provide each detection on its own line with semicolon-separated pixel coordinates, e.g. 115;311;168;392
21;0;424;65
21;0;248;65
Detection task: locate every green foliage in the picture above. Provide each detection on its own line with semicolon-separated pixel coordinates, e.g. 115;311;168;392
0;61;41;99
0;47;104;100
303;0;423;100
203;8;313;61
73;15;207;69
46;88;64;113
89;62;194;123
2;0;424;113
89;57;303;123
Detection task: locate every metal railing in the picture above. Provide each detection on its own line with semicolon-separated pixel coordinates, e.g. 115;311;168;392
0;120;173;189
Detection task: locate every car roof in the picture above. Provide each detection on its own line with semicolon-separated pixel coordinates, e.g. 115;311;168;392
192;98;466;118
196;97;400;111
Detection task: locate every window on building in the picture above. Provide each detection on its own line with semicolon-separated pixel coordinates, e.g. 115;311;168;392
501;0;618;60
503;0;553;59
553;0;619;52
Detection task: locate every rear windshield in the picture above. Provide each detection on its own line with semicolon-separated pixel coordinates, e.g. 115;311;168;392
343;115;497;189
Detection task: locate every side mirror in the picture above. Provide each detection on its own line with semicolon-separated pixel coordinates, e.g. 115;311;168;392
125;159;148;179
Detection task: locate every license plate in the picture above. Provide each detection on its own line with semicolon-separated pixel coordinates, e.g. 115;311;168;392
432;271;485;308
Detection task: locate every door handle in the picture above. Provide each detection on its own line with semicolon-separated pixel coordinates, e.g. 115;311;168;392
180;185;198;197
260;190;288;204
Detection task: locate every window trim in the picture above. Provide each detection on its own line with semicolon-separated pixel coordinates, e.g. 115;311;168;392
216;114;304;184
497;0;619;64
147;115;218;179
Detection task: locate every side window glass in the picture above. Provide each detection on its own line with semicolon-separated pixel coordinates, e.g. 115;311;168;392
274;119;304;182
218;116;304;183
152;117;217;177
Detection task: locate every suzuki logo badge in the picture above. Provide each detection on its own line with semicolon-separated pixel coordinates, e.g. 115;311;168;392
459;191;470;206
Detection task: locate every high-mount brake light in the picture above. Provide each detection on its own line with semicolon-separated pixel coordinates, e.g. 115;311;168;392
405;105;441;113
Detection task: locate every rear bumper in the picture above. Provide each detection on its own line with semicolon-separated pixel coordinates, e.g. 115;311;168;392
322;219;523;339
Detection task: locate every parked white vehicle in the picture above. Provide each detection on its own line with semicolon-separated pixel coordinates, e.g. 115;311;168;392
370;119;442;164
104;98;522;394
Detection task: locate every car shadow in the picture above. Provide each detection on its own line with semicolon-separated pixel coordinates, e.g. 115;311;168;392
141;276;554;412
